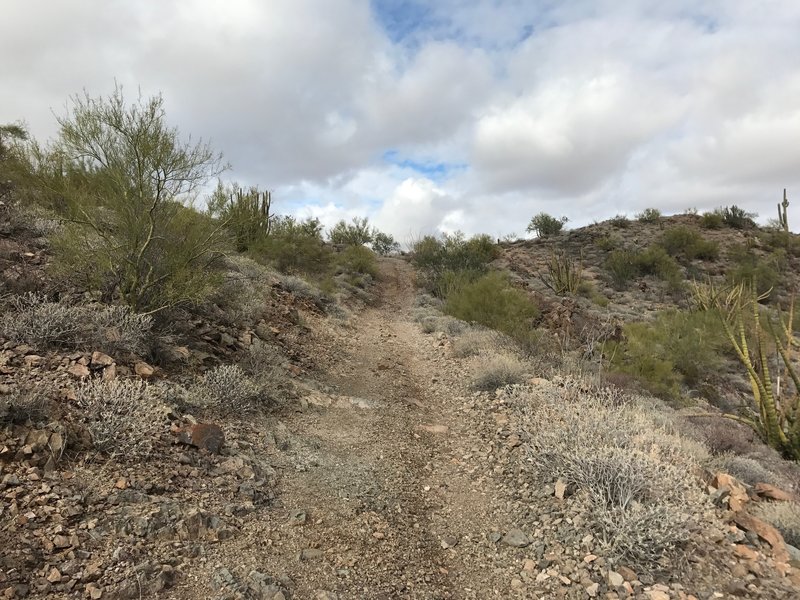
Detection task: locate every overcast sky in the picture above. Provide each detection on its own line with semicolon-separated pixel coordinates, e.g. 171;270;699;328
3;0;800;239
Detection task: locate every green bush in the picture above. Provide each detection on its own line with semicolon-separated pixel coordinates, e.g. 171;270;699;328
636;246;682;281
371;231;400;256
207;182;273;251
526;213;568;237
609;215;631;228
337;245;378;278
595;234;621;252
252;216;332;276
726;245;782;296
611;309;726;401
637;208;662;224
700;212;724;229
411;232;498;296
27;86;227;313
444;271;539;341
329;217;374;246
659;227;719;261
605;250;640;289
719;205;757;229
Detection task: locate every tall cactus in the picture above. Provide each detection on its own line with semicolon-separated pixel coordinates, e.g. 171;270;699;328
778;188;789;233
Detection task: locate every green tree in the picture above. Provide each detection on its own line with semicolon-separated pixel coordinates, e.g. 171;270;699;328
527;213;568;237
31;86;227;313
329;216;375;245
371;231;400;255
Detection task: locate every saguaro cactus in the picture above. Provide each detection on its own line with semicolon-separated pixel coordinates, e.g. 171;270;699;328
778;188;790;233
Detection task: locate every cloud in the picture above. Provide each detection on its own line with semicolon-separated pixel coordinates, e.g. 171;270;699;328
3;0;800;233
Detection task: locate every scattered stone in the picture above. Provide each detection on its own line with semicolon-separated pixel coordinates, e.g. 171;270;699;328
134;361;155;379
85;583;103;599
608;570;624;587
554;478;574;500
300;548;324;562
502;528;531;548
646;591;669;600
753;482;800;503
487;531;503;544
585;582;600;597
315;592;338;600
617;566;638;582
68;363;91;379
733;544;759;561
46;568;61;583
90;351;114;367
441;535;459;549
289;509;307;526
177;423;225;454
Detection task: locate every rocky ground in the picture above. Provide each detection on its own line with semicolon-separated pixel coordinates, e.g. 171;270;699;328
1;258;799;598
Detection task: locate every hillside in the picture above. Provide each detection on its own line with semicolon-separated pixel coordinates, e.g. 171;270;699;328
1;199;800;597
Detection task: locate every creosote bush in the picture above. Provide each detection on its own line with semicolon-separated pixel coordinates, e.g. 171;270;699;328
659;227;719;261
77;379;163;459
637;208;662;224
444;271;539;344
411;232;498;296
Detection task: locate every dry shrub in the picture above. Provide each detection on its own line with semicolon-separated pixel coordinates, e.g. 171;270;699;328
2;293;153;355
470;354;526;391
278;274;329;307
452;329;511;358
510;378;706;572
193;364;263;413
753;502;800;547
77;379;163;459
0;386;50;425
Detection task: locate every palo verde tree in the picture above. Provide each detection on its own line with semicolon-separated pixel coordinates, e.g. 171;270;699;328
29;86;227;313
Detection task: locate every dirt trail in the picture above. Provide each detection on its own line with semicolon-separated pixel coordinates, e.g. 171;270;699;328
208;258;514;599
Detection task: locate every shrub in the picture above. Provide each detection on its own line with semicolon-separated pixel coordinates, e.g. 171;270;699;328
451;329;510;358
609;215;630;228
1;293;153;355
371;231;400;256
0;386;50;425
513;379;703;571
194;365;262;413
605;250;640;289
77;379;163;459
719;205;757;229
526;213;568;237
278;274;329;306
611;309;726;401
539;251;583;295
337;245;378;278
595;234;621;252
329;217;374;246
659;227;719;261
32;86;227;313
636;246;682;282
411;233;498;297
444;271;539;341
470;354;526;391
253;217;332;276
753;502;800;547
726;245;781;296
700;212;724;229
637;208;662;224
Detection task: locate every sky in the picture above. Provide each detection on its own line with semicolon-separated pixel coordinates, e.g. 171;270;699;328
2;0;800;240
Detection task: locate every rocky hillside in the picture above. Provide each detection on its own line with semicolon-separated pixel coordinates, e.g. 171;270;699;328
1;200;800;599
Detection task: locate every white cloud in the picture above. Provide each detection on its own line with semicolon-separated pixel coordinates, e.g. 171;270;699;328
3;0;800;233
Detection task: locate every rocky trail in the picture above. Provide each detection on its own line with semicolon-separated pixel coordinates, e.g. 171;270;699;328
195;258;516;598
3;257;799;599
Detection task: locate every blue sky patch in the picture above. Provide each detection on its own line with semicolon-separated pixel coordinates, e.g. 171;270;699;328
383;150;466;180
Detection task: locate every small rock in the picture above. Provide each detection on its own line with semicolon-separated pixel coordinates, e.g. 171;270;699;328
134;361;155;379
617;566;637;582
733;544;759;561
646;591;669;600
289;509;307;526
315;592;338;600
300;548;324;562
90;351;114;367
554;478;573;500
23;355;43;367
502;528;531;548
86;583;103;599
608;570;624;587
102;364;117;381
488;531;503;544
177;423;225;454
68;364;91;379
522;559;536;572
441;535;459;549
46;568;62;583
586;582;600;597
